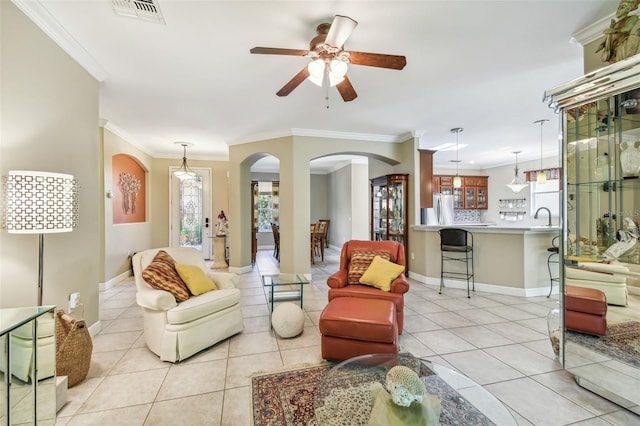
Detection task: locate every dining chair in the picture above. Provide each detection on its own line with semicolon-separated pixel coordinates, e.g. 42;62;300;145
314;220;328;261
319;219;330;248
310;222;320;264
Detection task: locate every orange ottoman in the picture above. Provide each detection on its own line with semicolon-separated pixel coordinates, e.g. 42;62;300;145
565;285;607;336
319;297;398;361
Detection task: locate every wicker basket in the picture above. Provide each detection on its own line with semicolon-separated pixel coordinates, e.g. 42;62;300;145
55;309;92;387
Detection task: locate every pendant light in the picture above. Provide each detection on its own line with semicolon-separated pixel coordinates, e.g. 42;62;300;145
535;119;549;184
506;151;528;193
451;127;463;189
173;142;197;180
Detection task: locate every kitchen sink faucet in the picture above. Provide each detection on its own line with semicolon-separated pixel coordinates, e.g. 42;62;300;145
534;207;552;227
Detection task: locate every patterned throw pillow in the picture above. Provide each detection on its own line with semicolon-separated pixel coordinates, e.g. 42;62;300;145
348;249;391;285
142;250;190;302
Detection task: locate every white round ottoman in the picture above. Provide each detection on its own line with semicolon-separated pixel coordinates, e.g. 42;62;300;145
272;303;305;338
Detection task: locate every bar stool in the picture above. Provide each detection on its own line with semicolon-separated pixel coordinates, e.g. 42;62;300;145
438;228;474;298
547;235;560;297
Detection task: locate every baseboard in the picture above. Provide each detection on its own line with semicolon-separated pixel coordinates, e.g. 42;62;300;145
408;271;556;298
99;270;132;291
229;265;253;274
88;320;102;337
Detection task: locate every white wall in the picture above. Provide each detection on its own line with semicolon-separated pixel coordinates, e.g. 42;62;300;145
0;1;101;326
485;157;560;227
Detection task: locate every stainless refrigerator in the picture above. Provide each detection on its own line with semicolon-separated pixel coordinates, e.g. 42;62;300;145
422;194;455;225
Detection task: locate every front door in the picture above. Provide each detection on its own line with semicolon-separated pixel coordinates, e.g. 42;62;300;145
169;167;212;259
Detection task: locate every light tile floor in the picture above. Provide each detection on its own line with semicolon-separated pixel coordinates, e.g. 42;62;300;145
54;248;640;425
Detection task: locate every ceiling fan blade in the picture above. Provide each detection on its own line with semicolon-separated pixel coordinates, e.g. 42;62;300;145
276;67;311;97
348;51;407;70
250;47;309;56
325;15;358;48
336;76;357;102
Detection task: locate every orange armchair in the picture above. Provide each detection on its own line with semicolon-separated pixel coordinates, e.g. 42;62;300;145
327;240;409;333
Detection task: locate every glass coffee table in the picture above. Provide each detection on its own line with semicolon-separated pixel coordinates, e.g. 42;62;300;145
261;273;310;314
314;352;516;425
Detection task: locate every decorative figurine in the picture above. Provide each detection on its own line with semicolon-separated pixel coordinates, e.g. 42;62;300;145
216;210;229;236
603;217;639;260
384;365;427;407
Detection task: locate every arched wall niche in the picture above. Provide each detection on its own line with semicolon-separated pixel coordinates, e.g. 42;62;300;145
112;153;147;224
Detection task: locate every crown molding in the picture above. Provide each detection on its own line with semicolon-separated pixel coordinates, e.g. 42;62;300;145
12;0;108;82
228;128;414;145
571;10;640;47
101;120;151;155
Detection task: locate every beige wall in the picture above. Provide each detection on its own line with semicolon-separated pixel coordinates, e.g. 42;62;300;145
102;128;154;280
141;158;229;253
0;1;101;325
228;135;416;275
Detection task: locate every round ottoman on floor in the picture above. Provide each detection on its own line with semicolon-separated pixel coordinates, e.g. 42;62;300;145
272;303;305;338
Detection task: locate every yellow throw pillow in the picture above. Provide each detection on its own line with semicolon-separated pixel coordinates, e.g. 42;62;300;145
175;264;217;296
359;255;404;292
348;249;391;285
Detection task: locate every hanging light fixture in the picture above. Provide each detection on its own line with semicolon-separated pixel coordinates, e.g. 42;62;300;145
506;151;528;193
173;142;196;180
450;128;463;189
535;119;549;184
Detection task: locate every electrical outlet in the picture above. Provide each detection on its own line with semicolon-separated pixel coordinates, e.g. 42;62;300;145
411;252;415;260
127;250;133;257
68;292;81;312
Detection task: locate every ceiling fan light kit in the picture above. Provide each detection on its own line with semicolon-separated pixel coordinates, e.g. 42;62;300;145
250;15;406;102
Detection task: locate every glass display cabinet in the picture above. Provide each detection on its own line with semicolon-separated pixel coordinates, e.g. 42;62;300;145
371;174;408;253
545;55;640;413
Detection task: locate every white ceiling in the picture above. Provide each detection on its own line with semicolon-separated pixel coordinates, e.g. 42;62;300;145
22;0;619;172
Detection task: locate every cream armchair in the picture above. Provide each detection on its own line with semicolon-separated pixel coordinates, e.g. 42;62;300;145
132;247;243;362
0;309;55;382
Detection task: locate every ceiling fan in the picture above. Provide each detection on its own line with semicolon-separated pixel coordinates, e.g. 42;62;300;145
250;15;407;102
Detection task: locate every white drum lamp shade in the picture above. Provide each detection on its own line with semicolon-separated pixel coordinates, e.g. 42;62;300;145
4;171;79;305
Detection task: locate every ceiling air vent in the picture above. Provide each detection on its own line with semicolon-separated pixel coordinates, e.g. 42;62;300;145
111;0;165;24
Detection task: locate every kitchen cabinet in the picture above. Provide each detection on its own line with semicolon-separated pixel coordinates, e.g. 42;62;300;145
419;149;435;208
463;176;488;209
371;174;408;253
434;175;487;209
545;54;640;413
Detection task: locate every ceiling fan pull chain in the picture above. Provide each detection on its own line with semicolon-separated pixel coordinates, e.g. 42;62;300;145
325;83;330;109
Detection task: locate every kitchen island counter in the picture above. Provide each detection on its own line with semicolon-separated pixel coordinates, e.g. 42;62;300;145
409;225;560;297
413;224;560;234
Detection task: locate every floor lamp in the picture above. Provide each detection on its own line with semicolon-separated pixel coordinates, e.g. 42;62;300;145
4;171;78;306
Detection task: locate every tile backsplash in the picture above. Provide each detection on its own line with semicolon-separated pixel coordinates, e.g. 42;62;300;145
454;210;482;223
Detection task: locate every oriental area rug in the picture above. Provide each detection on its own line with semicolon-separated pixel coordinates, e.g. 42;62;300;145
567;321;640;368
251;358;496;426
